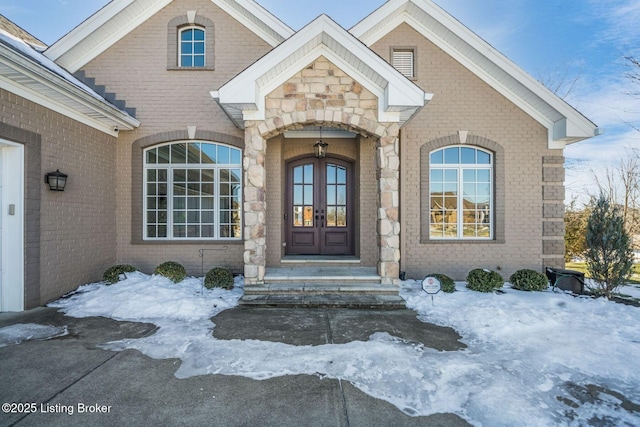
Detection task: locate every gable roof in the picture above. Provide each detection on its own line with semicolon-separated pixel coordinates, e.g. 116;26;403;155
0;27;139;135
212;14;431;129
44;0;294;73
351;0;599;148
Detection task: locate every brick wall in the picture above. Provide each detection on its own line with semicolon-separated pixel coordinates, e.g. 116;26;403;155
1;89;117;307
81;0;273;274
373;23;565;280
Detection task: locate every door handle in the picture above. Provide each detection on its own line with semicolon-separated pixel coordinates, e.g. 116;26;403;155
320;215;324;228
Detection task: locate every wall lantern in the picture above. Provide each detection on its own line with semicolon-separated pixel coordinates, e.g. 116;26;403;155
314;127;328;158
44;169;68;191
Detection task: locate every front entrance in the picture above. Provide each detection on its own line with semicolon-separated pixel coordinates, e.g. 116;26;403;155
286;156;354;255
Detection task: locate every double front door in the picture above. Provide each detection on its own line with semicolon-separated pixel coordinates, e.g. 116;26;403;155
286;157;354;255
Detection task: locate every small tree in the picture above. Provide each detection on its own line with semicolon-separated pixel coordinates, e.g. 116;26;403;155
584;195;634;298
564;199;590;262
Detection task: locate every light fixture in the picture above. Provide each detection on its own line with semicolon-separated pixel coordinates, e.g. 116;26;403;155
44;169;68;191
314;126;328;158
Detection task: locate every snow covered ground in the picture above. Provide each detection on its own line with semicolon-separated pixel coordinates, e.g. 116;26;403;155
3;272;637;426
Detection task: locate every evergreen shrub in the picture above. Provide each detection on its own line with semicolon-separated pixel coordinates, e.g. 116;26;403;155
204;267;234;290
509;269;548;291
103;264;138;284
426;273;456;293
585;195;634;298
154;261;187;283
466;268;504;292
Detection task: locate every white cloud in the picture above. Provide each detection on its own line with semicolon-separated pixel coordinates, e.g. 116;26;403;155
565;128;640;203
592;0;640;46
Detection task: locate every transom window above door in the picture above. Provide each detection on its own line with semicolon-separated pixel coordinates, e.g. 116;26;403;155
144;142;241;240
429;146;493;240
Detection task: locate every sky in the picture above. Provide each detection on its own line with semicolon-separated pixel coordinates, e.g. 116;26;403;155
2;271;635;424
1;0;639;203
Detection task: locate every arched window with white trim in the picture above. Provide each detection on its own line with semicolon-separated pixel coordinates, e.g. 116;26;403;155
429;146;493;239
179;26;205;67
144;142;241;240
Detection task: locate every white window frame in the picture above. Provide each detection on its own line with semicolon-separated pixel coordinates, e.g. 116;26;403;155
429;146;493;240
143;142;242;241
179;26;206;67
392;48;415;79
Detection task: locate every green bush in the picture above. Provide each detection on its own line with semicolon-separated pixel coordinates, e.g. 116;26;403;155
103;264;138;284
509;269;548;291
204;267;234;290
466;268;504;292
585;195;634;298
426;273;456;293
154;261;187;283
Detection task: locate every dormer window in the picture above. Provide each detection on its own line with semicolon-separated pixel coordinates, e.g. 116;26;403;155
179;27;205;67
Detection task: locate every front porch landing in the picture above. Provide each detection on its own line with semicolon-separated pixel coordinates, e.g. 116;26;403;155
240;267;406;309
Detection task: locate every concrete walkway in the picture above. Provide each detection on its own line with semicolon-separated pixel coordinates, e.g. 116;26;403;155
0;306;470;427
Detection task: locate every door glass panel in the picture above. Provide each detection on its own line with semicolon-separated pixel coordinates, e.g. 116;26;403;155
325;164;347;228
292;164;313;227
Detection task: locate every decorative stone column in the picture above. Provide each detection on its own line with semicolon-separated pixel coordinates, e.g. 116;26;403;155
243;121;267;285
240;57;405;286
377;124;401;285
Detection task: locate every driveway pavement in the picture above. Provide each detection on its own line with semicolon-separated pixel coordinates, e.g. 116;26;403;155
0;306;470;427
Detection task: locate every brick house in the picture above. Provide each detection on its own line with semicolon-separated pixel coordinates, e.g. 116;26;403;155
0;0;597;311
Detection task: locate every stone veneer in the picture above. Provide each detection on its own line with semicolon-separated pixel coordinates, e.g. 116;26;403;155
242;56;401;285
542;155;566;269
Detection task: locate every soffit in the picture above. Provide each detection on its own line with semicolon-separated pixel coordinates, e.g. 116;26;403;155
0;36;139;135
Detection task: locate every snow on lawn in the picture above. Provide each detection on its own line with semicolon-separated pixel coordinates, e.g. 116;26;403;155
48;273;640;426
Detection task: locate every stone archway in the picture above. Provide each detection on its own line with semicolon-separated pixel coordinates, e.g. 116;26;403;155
242;57;401;286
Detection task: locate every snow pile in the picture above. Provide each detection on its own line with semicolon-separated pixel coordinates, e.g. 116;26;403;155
47;273;640;426
50;272;243;325
0;323;67;347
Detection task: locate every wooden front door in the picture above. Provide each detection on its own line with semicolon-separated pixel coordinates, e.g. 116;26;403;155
286;156;354;255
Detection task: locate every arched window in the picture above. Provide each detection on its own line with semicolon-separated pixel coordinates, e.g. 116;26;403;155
144;142;241;240
429;146;493;239
179;27;205;67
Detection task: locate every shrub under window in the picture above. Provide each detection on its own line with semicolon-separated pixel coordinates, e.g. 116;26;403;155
154;261;187;283
466;268;503;292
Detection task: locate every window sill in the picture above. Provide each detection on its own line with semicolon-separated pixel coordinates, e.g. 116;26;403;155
420;238;505;244
132;239;243;245
166;66;215;71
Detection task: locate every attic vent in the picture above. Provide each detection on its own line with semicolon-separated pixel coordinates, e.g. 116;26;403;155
392;48;415;79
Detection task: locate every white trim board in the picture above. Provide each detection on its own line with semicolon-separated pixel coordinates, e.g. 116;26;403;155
0;140;25;312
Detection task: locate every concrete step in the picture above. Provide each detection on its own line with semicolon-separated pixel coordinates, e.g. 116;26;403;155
239;294;406;309
244;283;398;295
264;266;381;285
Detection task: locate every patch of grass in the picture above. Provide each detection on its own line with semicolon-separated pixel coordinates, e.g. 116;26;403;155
564;262;588;275
565;262;640;285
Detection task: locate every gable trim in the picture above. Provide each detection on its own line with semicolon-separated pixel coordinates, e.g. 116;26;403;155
351;0;598;148
213;15;430;129
45;0;294;73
